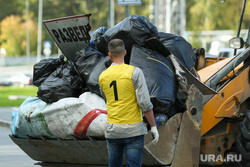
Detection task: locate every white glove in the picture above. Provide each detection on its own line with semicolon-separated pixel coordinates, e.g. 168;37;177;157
151;126;159;145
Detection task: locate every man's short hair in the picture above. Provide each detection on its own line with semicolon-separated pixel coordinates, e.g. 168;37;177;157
108;39;125;57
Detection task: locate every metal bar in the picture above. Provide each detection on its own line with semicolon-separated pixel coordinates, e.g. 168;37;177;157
37;0;43;62
125;5;130;17
205;47;250;89
26;0;30;65
234;0;247;55
109;0;115;28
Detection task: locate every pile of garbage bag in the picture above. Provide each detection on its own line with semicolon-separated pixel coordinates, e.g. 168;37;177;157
11;15;197;139
33;55;84;103
10;92;107;139
130;45;177;114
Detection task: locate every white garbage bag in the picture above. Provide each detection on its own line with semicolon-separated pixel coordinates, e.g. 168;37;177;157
43;92;107;139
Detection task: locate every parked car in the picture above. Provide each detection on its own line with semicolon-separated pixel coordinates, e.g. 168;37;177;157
25;74;33;85
8;73;32;87
0;76;12;86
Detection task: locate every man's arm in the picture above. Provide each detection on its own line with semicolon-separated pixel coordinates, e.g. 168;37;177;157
132;67;159;145
144;109;159;145
132;67;153;112
144;109;156;127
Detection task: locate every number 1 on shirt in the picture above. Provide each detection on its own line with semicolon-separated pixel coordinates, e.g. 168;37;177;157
110;80;118;101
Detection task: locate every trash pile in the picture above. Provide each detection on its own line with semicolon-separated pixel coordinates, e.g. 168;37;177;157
10;92;107;139
10;15;197;139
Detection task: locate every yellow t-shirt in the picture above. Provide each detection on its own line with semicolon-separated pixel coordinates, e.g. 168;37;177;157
99;64;143;124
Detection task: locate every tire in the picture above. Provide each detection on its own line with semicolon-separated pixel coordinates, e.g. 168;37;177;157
235;111;250;167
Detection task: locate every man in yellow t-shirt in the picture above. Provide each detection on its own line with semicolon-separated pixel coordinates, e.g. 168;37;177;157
99;39;159;167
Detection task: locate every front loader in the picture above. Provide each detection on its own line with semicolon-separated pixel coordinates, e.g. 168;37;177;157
10;0;250;166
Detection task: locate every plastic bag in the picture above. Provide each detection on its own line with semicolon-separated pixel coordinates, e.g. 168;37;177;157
97;15;158;63
90;26;108;45
74;47;103;83
37;61;84;103
130;45;177;114
33;57;63;87
158;32;196;70
10;93;107;139
10;97;55;139
42;92;107;139
90;26;108;41
86;56;111;96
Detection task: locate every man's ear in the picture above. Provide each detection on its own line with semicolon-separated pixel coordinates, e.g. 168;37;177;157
124;50;127;57
108;52;112;59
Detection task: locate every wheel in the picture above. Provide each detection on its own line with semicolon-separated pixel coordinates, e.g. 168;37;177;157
235;111;250;167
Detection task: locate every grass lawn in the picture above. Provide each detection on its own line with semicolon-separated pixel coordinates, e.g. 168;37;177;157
0;85;38;107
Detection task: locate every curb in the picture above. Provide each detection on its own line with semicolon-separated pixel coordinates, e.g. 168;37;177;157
0;119;11;129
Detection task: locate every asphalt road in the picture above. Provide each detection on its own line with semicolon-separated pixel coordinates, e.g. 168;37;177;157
0;107;38;167
0;107;16;129
0;127;38;167
0;107;17;121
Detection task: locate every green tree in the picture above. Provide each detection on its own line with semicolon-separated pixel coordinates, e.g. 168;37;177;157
187;0;250;31
0;0;24;21
1;0;248;57
0;15;37;56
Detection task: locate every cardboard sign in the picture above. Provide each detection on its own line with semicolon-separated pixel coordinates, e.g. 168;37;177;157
43;14;91;61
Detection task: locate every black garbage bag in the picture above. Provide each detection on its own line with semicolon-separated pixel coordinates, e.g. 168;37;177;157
90;27;108;42
86;56;112;97
96;15;158;63
73;47;103;84
37;61;84;103
130;45;177;115
158;32;196;71
89;27;108;50
33;57;63;87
